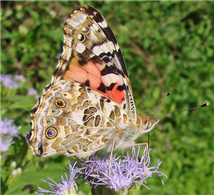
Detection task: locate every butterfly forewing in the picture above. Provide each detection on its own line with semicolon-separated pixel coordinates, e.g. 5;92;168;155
51;5;136;121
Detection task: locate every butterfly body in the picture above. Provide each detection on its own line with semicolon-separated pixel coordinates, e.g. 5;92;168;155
27;5;159;158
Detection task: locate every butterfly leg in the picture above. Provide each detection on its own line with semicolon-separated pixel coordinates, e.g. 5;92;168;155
108;138;116;179
132;142;148;174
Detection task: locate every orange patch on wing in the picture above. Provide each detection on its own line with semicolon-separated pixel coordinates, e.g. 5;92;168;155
83;61;103;75
108;82;125;104
63;60;125;104
83;61;103;89
63;60;103;89
64;65;87;83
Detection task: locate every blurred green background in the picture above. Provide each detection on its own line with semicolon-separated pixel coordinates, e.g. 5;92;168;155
1;1;213;194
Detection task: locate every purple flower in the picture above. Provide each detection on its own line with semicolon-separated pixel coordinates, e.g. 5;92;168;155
0;136;14;153
36;162;79;195
0;74;19;89
0;118;20;137
0;118;20;153
28;88;39;99
28;88;38;95
14;75;26;82
36;148;166;194
84;147;167;192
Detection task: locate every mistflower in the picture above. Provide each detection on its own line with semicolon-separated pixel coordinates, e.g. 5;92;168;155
14;75;26;82
0;74;19;89
28;88;39;99
36;148;166;195
0;118;20;153
84;147;167;193
0;136;14;153
0;118;20;137
36;162;80;195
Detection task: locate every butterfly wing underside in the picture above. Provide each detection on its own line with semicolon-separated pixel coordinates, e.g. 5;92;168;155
27;5;139;158
48;5;136;122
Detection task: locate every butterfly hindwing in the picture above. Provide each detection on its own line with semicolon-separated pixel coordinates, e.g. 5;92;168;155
29;80;128;158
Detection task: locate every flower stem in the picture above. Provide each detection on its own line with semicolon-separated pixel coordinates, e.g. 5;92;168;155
91;183;142;195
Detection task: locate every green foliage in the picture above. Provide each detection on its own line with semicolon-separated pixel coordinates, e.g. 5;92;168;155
1;1;213;194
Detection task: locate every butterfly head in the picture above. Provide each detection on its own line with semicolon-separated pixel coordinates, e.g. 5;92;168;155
135;114;160;139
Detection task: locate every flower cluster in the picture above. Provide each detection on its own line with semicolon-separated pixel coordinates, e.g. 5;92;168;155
0;118;20;153
1;73;39;99
1;74;26;89
36;162;80;195
14;75;26;82
37;147;167;194
84;148;166;192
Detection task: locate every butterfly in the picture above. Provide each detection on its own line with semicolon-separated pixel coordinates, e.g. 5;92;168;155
26;5;159;158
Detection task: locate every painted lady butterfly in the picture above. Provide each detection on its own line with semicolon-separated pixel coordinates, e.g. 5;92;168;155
26;5;159;158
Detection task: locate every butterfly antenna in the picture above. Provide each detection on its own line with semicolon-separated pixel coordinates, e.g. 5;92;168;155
153;103;209;117
149;92;171;115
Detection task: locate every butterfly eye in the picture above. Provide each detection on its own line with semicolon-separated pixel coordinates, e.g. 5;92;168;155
55;99;66;107
45;127;57;139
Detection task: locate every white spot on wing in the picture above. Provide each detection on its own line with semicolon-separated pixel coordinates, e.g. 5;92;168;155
77;34;84;40
100;42;110;53
98;20;108;28
92;42;113;56
92;45;103;56
102;74;119;86
76;42;86;53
